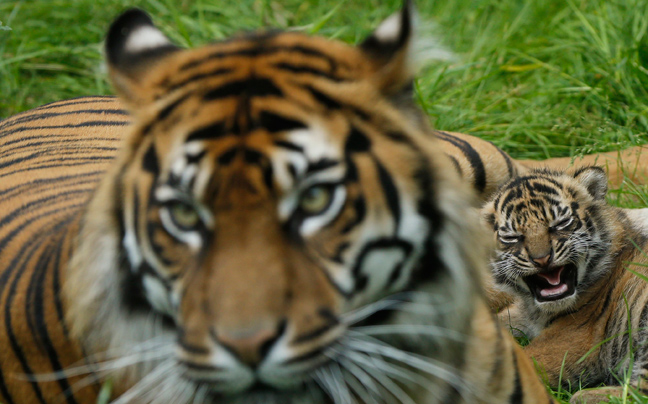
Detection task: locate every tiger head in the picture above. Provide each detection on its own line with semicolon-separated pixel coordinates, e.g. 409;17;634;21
482;166;613;314
64;3;484;404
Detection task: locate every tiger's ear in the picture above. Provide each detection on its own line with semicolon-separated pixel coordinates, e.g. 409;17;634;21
359;1;450;96
359;0;416;95
105;9;179;105
572;166;608;200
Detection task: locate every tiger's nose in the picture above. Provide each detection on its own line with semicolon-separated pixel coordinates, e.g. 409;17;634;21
214;320;286;367
532;252;552;267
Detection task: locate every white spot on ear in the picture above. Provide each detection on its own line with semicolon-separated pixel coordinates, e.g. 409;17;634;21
125;26;171;53
374;13;402;43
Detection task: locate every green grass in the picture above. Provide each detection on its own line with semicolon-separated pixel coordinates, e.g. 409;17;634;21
3;0;648;403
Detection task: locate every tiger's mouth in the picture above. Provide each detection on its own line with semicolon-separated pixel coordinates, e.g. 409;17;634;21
523;263;578;302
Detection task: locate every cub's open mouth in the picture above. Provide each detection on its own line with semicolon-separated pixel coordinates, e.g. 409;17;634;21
523;263;577;302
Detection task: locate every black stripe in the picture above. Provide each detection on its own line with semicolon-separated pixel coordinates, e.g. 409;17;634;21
186;122;227;142
0;109;128;130
345;127;371;154
204;78;283;100
273;140;304;153
142;143;159;174
373;157;401;232
156;93;192;121
1;213;78;404
33;96;117;110
0;134;119;151
51;236;70;338
509;354;523;404
0;366;15;404
448;155;462;176
304;85;341;109
273;62;340;81
29;235;81;404
180;44;338;72
0;121;129;137
162;67;234;94
186;150;207;165
491;141;516;178
435;131;487;193
351;238;413;295
306;159;338;174
258;111;306;133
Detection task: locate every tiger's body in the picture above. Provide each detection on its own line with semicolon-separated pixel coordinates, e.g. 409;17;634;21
0;3;642;404
484;168;648;403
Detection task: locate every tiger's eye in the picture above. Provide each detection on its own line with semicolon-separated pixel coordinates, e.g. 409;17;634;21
299;185;333;215
169;202;200;229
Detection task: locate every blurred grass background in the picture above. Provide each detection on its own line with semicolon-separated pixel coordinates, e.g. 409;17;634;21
2;0;648;402
2;0;648;162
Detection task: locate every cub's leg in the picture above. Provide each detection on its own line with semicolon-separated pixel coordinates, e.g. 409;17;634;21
518;318;607;389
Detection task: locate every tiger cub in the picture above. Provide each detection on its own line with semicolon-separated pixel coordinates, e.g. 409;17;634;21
483;166;648;403
0;3;557;404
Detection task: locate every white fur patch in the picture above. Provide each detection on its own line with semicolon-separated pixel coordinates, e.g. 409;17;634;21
374;13;402;42
625;208;648;234
142;274;173;315
125;26;171;53
123;229;143;269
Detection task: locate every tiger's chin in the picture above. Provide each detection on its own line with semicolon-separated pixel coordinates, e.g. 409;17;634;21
522;263;579;312
203;384;331;404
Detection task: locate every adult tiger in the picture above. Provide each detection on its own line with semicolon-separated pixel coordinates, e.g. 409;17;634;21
484;167;648;403
0;2;619;403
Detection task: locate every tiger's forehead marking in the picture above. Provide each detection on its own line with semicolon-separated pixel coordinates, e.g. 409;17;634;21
495;175;575;229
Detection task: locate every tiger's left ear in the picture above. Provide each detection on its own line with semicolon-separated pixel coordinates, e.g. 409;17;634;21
359;0;452;97
359;0;416;95
105;9;180;106
572;166;608;200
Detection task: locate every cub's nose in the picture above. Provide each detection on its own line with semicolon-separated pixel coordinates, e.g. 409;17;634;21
531;252;552;268
213;320;287;367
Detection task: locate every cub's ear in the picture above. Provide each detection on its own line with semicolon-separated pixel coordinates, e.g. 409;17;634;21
572;166;608;200
358;0;451;96
105;9;179;104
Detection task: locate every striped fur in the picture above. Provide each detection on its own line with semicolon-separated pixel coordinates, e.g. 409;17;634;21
0;3;634;404
484;168;648;403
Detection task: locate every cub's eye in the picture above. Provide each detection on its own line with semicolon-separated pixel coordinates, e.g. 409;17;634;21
551;217;573;231
299;184;334;216
168;201;200;230
498;234;521;244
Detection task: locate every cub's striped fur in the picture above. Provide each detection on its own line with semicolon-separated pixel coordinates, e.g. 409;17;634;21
0;3;641;404
484;167;648;403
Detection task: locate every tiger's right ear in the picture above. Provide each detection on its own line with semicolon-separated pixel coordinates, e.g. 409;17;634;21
572;166;608;200
105;9;179;105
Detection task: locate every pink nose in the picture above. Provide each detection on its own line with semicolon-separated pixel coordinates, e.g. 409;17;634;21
214;322;285;367
532;253;551;267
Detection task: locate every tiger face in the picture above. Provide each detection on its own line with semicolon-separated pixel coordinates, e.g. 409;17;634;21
483;167;613;314
65;4;481;404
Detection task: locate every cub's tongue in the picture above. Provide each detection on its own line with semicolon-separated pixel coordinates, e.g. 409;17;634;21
539;283;568;297
536;266;564;286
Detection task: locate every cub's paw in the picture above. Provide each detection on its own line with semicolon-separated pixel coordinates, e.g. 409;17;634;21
570;387;623;404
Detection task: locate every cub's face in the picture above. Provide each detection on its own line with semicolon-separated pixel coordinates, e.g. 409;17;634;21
483;167;611;314
78;4;474;404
